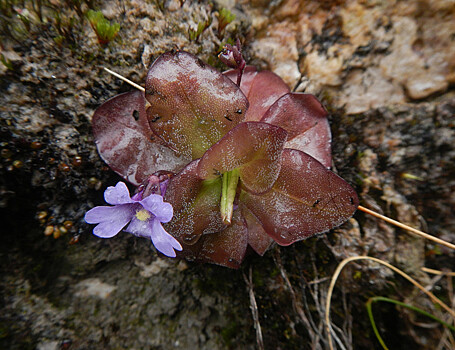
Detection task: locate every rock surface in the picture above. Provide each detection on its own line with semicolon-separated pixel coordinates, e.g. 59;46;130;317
1;0;454;349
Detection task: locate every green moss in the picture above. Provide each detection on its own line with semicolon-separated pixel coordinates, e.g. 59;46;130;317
220;321;239;347
217;8;235;39
86;10;120;46
188;17;212;42
0;53;13;70
252;268;264;287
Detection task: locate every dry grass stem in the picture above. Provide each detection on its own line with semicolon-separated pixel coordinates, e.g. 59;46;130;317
274;251;314;334
436;275;455;350
358;205;455;250
243;266;264;350
421;267;455;276
325;256;455;350
103;67;145;92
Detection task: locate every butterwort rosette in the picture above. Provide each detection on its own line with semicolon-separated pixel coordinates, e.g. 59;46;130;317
90;50;359;268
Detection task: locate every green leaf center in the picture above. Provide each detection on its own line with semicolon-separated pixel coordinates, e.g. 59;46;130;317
220;168;240;224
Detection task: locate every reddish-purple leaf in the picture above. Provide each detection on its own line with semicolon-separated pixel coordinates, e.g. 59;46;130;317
176;210;248;269
241;149;359;246
197;122;288;194
241;205;273;256
226;70;290;122
261;93;332;168
223;66;258;96
195;210;248;268
92;90;189;186
164;159;225;245
145;51;249;159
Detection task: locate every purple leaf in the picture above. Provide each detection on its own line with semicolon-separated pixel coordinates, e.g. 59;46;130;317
241;149;359;246
163;160;226;245
92;90;189;185
241;205;273;256
145;51;249;159
225;69;290;122
177;210;248;269
198;122;288;194
196;210;248;268
223;66;258;96
261;93;332;168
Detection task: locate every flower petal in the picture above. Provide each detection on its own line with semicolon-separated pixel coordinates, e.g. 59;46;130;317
85;204;135;238
84;204;131;223
140;194;173;223
124;216;151;238
150;219;183;257
104;182;134;205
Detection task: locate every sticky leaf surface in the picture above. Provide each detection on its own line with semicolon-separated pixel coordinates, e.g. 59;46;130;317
241;205;273;256
176;210;248;269
241;149;359;245
164;160;225;244
261;93;332;167
92;90;189;186
145;51;249;159
195;210;248;268
225;70;290;122
198;122;288;194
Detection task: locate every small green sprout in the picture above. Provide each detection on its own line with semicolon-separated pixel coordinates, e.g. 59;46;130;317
366;296;455;350
188;17;212;42
52;10;76;43
0;0;15;17
400;172;424;181
217;8;235;39
86;10;120;46
53;35;64;47
0;53;13;70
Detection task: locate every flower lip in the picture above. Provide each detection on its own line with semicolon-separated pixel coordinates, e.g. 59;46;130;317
85;204;136;238
139;194;173;223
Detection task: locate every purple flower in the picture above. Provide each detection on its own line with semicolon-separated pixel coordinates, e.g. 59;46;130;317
84;182;182;257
